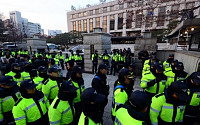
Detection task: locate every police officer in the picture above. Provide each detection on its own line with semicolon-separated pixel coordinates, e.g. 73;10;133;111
115;90;150;125
150;81;189;125
48;81;77;125
42;67;61;103
69;50;75;64
141;62;167;98
70;65;85;124
112;68;135;121
101;49;110;67
33;66;49;91
91;50;99;74
118;52;125;71
110;50;118;76
58;51;64;70
184;72;200;124
91;63;109;117
163;54;174;71
78;87;106;125
75;50;83;68
0;76;20;124
12;79;49;125
5;63;23;86
21;63;32;80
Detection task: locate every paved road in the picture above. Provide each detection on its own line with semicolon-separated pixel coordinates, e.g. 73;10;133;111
63;70;142;125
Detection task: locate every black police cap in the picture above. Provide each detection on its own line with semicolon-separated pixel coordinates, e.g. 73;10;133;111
190;72;200;85
20;79;37;89
0;76;17;86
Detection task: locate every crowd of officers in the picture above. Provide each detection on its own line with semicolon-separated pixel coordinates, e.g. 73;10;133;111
0;48;199;125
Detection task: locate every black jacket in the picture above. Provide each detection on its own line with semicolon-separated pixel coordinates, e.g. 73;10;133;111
91;72;109;96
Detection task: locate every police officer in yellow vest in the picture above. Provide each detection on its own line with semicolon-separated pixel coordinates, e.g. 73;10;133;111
141;62;168;98
33;66;49;91
42;67;61;103
112;68;135;121
12;79;50;125
101;49;110;67
70;65;85;124
184;72;200;124
110;50;119;76
21;63;32;80
163;54;174;71
58;51;65;70
91;50;99;74
164;62;188;87
75;50;83;67
78;87;106;125
115;90;151;125
150;81;189;125
5;63;23;86
48;81;77;125
0;76;21;124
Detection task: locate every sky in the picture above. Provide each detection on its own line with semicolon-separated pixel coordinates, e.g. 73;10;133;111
0;0;104;34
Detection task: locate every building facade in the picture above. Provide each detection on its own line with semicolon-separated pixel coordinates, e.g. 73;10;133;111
67;0;200;37
48;30;62;36
9;11;42;38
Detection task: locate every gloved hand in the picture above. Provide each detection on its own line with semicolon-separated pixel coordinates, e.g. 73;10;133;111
14;73;21;79
147;79;156;87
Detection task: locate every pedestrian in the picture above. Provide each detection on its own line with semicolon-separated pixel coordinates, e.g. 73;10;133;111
42;67;61;103
112;68;135;121
78;87;106;125
150;81;189;125
141;62;168;99
12;79;50;125
48;81;77;125
184;72;200;124
0;76;21;124
115;90;151;125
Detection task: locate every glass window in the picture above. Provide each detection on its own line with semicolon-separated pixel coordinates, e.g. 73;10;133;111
78;13;81;18
103;16;107;32
136;10;142;28
96;17;100;28
89;18;93;32
78;20;81;32
110;15;115;30
186;2;194;9
119;4;124;10
171;5;179;20
83;20;87;32
127;2;132;8
103;7;107;13
95;9;99;14
190;33;200;50
83;12;87;16
90;10;93;15
73;21;76;31
110;6;114;11
145;9;153;27
72;14;76;19
126;13;133;29
157;7;166;26
118;13;123;29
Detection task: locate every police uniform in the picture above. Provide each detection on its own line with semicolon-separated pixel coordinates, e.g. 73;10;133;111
12;79;50;125
92;50;99;74
0;76;21;124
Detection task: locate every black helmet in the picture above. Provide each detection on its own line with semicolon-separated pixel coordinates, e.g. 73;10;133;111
190;72;200;85
151;62;164;72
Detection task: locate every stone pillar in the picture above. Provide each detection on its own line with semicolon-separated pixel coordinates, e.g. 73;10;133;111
82;31;112;72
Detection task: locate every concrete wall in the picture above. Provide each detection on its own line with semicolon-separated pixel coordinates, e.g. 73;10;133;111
27;39;47;52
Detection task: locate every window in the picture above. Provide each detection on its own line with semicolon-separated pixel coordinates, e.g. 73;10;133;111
110;15;115;30
190;33;200;51
83;12;87;16
127;2;132;8
103;7;107;13
126;13;133;29
171;5;179;20
73;21;76;31
72;14;76;19
110;6;114;11
145;9;153;27
78;20;81;32
89;19;93;32
103;16;107;32
95;9;99;14
186;2;194;9
157;7;166;26
119;4;124;10
83;20;87;32
96;17;100;28
90;10;93;15
136;10;142;28
78;13;81;18
118;13;123;29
